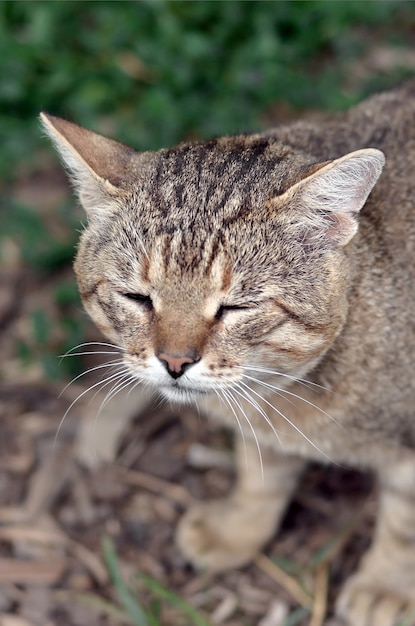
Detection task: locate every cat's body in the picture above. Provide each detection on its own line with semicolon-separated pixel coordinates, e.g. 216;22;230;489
42;79;415;626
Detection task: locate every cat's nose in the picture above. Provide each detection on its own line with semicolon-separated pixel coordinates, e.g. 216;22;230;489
157;351;199;379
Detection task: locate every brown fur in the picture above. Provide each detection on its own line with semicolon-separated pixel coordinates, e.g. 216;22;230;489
41;80;415;625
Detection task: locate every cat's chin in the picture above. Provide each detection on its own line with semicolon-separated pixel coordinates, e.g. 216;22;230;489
158;384;210;404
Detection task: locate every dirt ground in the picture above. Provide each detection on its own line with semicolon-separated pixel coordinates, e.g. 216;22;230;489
0;376;376;626
0;157;380;626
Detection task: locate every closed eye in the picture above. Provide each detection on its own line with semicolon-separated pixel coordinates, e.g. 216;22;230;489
122;293;153;309
215;304;253;320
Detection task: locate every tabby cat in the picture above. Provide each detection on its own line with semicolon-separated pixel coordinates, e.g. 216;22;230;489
41;79;415;626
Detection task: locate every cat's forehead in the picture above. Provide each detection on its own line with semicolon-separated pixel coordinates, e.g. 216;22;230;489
141;227;276;305
136;136;307;224
114;137;316;280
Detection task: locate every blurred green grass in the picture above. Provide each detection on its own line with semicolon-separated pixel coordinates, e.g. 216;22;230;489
2;0;415;175
1;0;415;378
102;536;212;626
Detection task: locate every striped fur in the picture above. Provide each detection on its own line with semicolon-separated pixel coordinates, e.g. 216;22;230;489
41;80;415;626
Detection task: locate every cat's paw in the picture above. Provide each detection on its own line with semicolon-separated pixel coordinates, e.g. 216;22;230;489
176;495;279;572
336;576;415;626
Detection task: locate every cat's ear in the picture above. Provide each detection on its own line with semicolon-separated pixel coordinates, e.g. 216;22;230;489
283;148;385;246
40;113;135;215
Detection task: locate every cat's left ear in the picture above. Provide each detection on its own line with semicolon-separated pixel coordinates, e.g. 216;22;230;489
281;148;385;246
40;113;144;217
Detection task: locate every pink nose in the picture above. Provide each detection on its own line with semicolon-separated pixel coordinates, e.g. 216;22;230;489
157;352;198;379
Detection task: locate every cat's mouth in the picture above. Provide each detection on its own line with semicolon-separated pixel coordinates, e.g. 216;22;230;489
159;381;210;403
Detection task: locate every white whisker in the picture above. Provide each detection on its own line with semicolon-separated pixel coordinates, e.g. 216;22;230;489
59;341;124;363
58;359;125;397
63;341;125;354
222;387;264;479
126;376;145;399
99;374;135;411
241;374;296;407
241;373;343;430
151;392;167;411
59;351;122;358
217;388;249;470
54;368;129;450
90;374;137;461
235;379;336;463
229;381;283;448
238;364;331;393
89;364;131;404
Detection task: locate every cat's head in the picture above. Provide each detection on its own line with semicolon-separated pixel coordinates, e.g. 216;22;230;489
41;114;384;403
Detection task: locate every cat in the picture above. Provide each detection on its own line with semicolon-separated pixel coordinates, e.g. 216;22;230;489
41;79;415;626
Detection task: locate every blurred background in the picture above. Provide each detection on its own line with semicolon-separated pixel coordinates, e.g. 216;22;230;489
1;3;415;625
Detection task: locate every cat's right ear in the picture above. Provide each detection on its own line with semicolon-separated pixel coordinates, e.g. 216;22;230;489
273;148;385;247
40;113;136;216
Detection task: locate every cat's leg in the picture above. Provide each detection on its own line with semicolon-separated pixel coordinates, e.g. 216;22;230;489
176;434;304;572
75;385;152;468
337;457;415;626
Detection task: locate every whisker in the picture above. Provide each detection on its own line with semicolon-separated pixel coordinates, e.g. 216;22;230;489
272;386;343;429
216;388;249;470
222;387;264;479
242;373;343;430
238;364;331;393
126;376;145;399
239;374;297;408
54;369;130;450
91;374;137;461
230;381;284;449
59;351;122;358
58;341;123;364
99;374;135;411
152;394;166;411
236;379;336;464
62;341;125;355
97;364;132;390
89;364;131;404
58;359;125;397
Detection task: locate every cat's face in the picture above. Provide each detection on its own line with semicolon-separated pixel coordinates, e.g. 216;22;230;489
41;114;384;403
75;210;341;403
73;146;364;404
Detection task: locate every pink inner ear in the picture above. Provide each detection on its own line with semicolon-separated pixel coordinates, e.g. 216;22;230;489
350;177;374;214
296;149;385;247
325;212;358;245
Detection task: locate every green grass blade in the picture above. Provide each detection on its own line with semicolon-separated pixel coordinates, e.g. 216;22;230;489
397;613;415;626
139;574;212;626
282;606;310;626
310;515;361;567
102;537;150;626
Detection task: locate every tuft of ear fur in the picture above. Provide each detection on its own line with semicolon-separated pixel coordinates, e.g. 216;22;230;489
285;148;385;247
40;113;134;216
